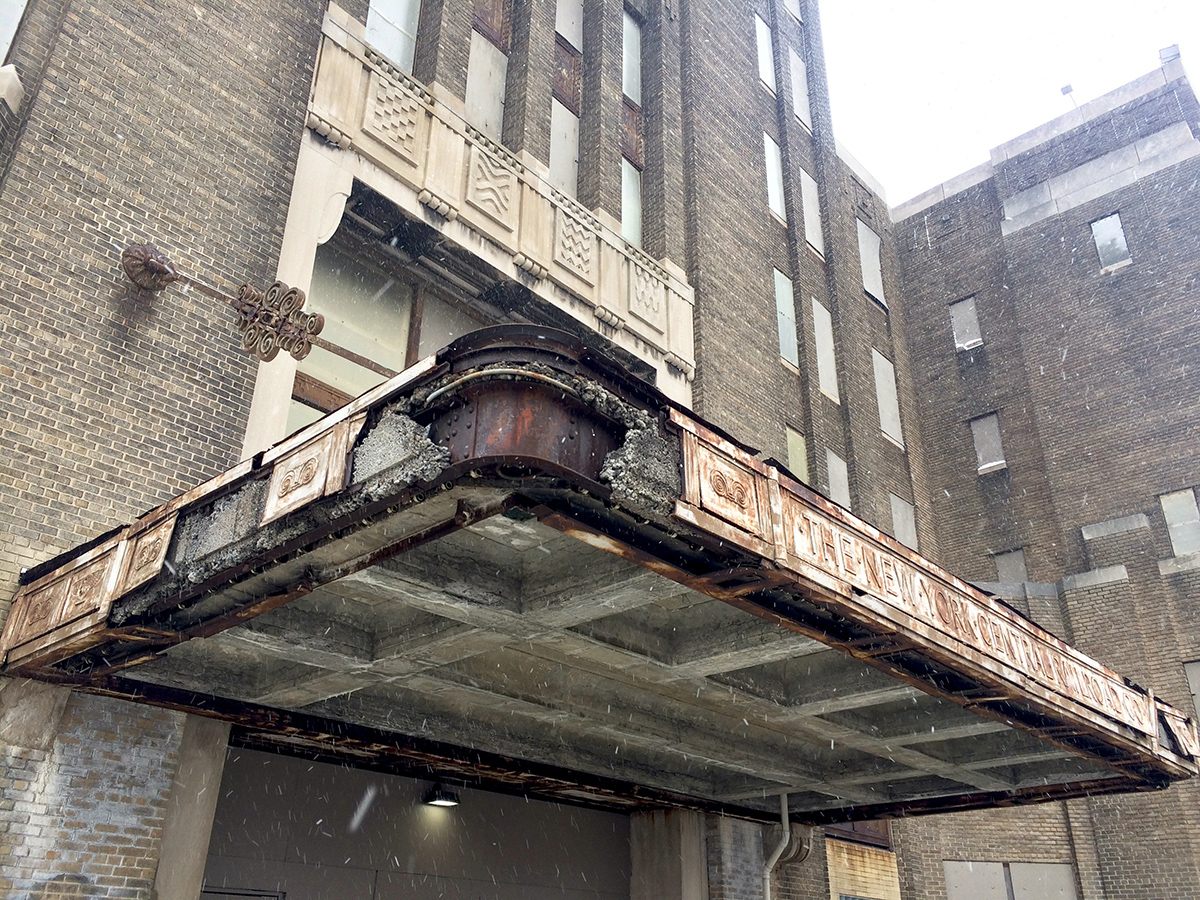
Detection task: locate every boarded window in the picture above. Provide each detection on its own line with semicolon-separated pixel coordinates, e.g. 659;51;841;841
890;494;918;550
994;548;1028;583
1091;212;1131;270
946;860;1079;900
786;427;809;483
812;297;839;402
826;449;850;509
366;0;422;73
949;296;982;350
1160;488;1200;556
549;99;580;195
857;220;886;304
800;168;823;255
554;0;583;50
465;30;508;139
970;413;1006;473
788;48;812;129
764;133;786;221
621;159;642;246
775;269;798;366
871;349;903;447
622;12;642;104
1185;661;1200;716
755;15;776;92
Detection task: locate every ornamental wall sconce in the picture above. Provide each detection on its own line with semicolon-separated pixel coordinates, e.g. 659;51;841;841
120;243;325;363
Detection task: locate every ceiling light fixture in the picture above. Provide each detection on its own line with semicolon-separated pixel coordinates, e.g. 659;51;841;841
423;784;460;808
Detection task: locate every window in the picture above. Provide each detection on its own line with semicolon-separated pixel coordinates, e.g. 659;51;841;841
788;48;812;129
1091;212;1131;270
1160;488;1200;556
993;548;1027;583
622;11;642;104
774;269;798;366
970;413;1006;474
871;349;903;447
949;296;982;350
621;160;643;246
1185;661;1200;715
811;298;839;402
754;15;776;93
1;1;28;63
366;0;422;73
288;230;486;432
856;220;886;305
945;861;1078;900
549;0;583;195
826;450;851;509
785;427;809;483
465;1;511;142
799;168;823;255
621;12;644;246
890;494;918;550
764;133;786;221
783;0;803;22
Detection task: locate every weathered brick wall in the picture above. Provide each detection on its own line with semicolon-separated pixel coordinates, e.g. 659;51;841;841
0;690;185;898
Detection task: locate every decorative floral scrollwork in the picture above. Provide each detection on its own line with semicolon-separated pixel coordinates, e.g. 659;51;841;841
710;469;749;509
233;281;325;362
278;455;321;498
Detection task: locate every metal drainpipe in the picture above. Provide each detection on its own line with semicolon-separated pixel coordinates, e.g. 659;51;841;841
762;793;790;900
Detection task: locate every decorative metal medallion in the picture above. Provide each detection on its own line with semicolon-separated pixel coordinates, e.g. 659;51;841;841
121;244;181;292
232;282;325;362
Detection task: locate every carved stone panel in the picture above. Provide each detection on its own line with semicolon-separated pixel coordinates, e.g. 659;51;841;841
554;209;595;283
465;146;516;229
628;263;667;333
119;516;176;597
261;419;357;525
363;71;423;162
695;445;766;537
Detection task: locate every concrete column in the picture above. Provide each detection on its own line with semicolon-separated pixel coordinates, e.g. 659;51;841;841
153;715;232;900
631;809;708;900
239;135;353;458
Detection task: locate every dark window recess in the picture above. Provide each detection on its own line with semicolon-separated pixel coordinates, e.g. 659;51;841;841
553;34;583;116
825;819;892;848
473;0;511;52
621;97;645;169
852;178;874;216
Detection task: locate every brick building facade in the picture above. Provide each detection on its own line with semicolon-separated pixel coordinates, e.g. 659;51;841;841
0;0;1196;897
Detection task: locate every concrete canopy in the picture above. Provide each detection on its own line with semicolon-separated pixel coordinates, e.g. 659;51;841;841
3;326;1195;824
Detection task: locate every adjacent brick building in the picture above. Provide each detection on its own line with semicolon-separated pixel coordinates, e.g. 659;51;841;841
0;0;1196;897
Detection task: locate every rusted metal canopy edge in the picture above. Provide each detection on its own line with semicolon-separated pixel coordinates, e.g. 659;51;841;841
1;326;1196;795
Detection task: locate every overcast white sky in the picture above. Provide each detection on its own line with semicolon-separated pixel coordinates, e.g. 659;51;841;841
819;0;1200;204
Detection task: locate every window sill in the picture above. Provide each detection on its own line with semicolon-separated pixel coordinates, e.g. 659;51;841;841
1100;258;1133;275
977;460;1008;476
781;357;801;375
769;211;788;228
955;339;983;352
819;389;840;405
795;116;812;134
882;432;905;452
864;289;888;311
805;242;825;262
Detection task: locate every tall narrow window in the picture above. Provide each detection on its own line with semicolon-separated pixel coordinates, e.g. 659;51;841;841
550;0;583;195
857;220;886;305
1160;488;1200;556
764;133;786;221
949;296;982;350
970;413;1006;474
774;269;798;366
621;11;644;246
1;1;28;62
788;48;812;129
1185;661;1200;716
799;168;823;255
889;494;918;550
465;0;512;139
811;297;839;402
754;15;776;93
785;427;809;483
1091;212;1131;270
826;450;851;509
366;0;423;73
993;549;1028;583
871;349;903;447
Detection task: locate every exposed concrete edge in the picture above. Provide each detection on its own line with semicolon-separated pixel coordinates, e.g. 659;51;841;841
891;161;993;222
0;64;24;115
834;138;887;202
1061;565;1129;592
1159;552;1200;577
1082;513;1151;542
